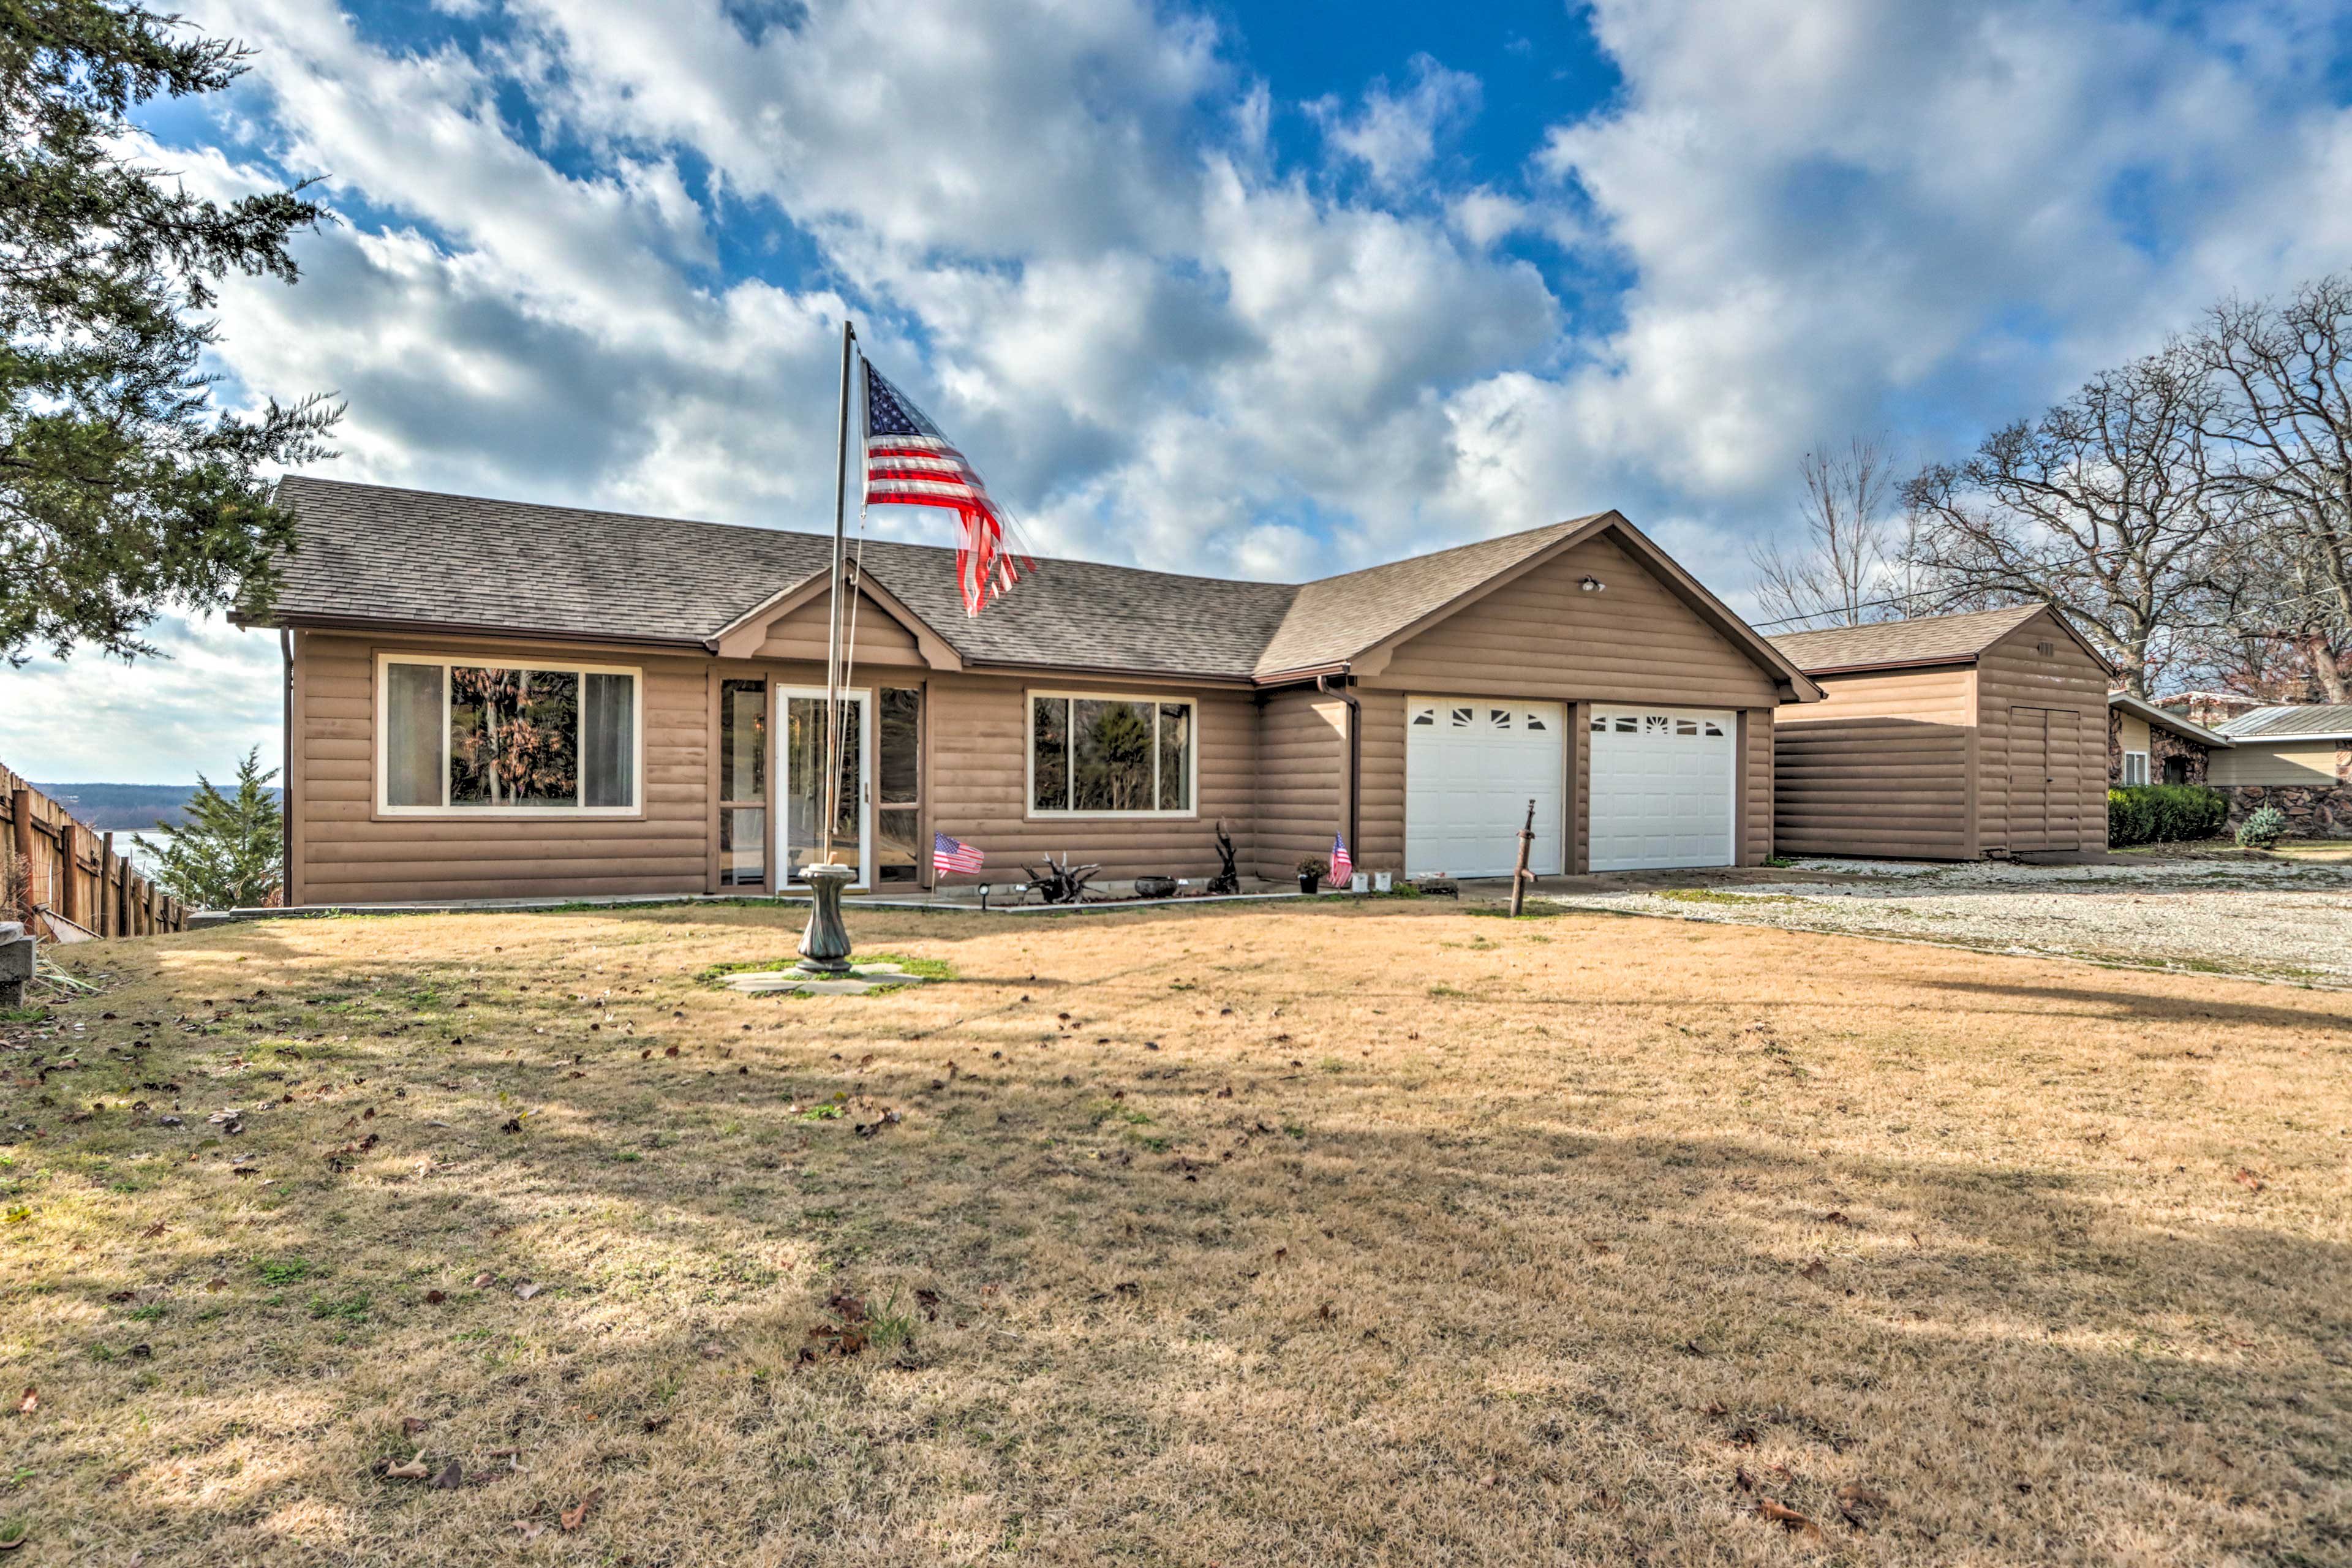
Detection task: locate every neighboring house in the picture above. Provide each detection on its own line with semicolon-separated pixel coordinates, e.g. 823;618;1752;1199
1765;605;2113;860
2209;706;2352;835
238;479;1820;906
2108;692;2232;786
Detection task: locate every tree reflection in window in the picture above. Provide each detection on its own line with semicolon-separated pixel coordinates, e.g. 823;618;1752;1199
450;666;581;807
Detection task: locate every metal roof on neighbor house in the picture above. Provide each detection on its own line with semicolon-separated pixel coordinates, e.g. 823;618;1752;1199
2215;704;2352;741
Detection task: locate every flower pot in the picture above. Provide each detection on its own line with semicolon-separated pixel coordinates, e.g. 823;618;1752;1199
1297;873;1321;894
1373;871;1393;892
1350;872;1369;893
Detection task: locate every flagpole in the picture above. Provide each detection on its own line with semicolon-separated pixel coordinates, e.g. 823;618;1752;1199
821;319;857;869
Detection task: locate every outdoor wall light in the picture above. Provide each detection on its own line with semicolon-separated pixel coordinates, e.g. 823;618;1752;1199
1579;575;1605;592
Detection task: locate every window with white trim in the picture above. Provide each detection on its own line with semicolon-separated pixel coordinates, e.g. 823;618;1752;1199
380;656;639;814
2120;750;2149;785
1030;693;1195;815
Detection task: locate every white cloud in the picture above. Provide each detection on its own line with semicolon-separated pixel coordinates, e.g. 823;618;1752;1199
10;0;2352;782
1308;55;1482;190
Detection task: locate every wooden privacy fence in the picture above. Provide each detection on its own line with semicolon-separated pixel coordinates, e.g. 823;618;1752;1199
1;765;187;939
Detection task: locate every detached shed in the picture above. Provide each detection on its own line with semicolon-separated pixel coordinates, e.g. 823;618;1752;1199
1766;605;2114;860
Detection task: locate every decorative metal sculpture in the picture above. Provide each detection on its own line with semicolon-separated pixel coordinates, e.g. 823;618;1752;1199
1207;821;1241;895
1020;850;1101;905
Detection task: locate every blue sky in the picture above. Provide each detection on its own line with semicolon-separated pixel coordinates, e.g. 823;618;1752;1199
7;0;2352;783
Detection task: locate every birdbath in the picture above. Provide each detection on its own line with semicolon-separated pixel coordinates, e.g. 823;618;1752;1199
796;862;856;974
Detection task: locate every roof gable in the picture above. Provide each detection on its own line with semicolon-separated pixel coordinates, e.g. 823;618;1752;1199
2109;691;2233;747
1770;604;2111;676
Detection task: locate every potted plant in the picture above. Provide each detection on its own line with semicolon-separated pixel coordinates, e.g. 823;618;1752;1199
1295;855;1328;894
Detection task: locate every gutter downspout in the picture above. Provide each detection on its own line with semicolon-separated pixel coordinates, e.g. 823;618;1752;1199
1317;670;1361;870
279;628;295;907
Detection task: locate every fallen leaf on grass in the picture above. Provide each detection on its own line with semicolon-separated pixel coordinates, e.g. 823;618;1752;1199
383;1458;431;1480
1834;1483;1888;1530
140;1221;167;1238
514;1282;541;1301
430;1459;464;1490
1758;1497;1825;1542
17;1388;36;1415
2233;1167;2265;1193
559;1488;603;1531
424;1289;447;1305
402;1416;429;1436
513;1521;546;1542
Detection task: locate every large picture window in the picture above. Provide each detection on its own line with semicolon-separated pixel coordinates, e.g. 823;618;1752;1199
1028;692;1194;815
379;655;639;815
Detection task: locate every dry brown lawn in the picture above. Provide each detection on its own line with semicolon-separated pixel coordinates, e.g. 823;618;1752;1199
4;898;2350;1566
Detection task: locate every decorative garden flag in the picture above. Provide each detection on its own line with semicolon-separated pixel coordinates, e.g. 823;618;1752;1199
864;363;1032;615
1329;832;1352;888
933;831;986;876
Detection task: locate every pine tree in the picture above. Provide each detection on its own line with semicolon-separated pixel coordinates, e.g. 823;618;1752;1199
135;748;282;910
0;1;339;665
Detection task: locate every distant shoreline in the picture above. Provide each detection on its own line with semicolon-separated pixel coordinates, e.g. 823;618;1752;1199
29;782;282;834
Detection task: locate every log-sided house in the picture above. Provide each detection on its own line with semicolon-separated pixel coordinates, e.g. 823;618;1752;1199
241;479;1822;905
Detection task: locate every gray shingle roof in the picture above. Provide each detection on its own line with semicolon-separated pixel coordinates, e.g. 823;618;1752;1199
258;478;1785;691
1767;605;2049;673
2215;704;2352;741
263;477;1300;680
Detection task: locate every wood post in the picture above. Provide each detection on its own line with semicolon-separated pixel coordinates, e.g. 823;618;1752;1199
9;789;31;913
59;823;82;927
1509;796;1536;918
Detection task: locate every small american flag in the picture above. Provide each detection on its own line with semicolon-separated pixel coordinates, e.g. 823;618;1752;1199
1329;832;1352;889
864;362;1033;616
933;831;985;876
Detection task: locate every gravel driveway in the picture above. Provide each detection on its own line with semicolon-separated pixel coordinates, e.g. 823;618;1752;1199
1542;853;2352;987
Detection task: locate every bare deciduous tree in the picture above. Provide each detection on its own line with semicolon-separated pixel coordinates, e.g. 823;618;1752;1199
1749;435;1917;627
2195;274;2352;702
1901;349;2230;696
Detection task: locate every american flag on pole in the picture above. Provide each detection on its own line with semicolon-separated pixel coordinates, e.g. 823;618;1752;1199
1329;832;1352;889
864;363;1033;616
933;831;985;876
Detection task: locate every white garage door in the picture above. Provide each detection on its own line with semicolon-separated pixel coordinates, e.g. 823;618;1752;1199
1590;706;1736;871
1405;698;1566;878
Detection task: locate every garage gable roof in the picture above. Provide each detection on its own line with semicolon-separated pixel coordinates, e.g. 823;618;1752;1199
1261;511;1822;699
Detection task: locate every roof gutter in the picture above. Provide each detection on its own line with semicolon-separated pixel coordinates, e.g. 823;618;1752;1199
1317;670;1361;872
244;611;710;652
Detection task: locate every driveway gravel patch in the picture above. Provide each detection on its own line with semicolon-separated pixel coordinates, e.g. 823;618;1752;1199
1544;854;2352;986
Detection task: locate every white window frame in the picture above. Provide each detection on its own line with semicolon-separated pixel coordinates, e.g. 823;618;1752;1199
375;651;646;819
1025;689;1200;820
2121;750;2149;786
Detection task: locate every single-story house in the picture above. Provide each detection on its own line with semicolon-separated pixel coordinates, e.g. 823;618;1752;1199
1765;605;2113;860
2207;704;2352;835
239;478;1822;905
2108;691;2233;786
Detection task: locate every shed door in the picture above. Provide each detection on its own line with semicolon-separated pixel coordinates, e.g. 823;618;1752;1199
1405;699;1567;879
2007;707;2079;851
1589;707;1738;872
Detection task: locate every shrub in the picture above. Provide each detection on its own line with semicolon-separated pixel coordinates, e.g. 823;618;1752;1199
2236;805;2289;850
2107;785;2229;847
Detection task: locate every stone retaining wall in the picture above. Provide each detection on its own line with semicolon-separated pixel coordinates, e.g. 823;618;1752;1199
2222;782;2352;837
